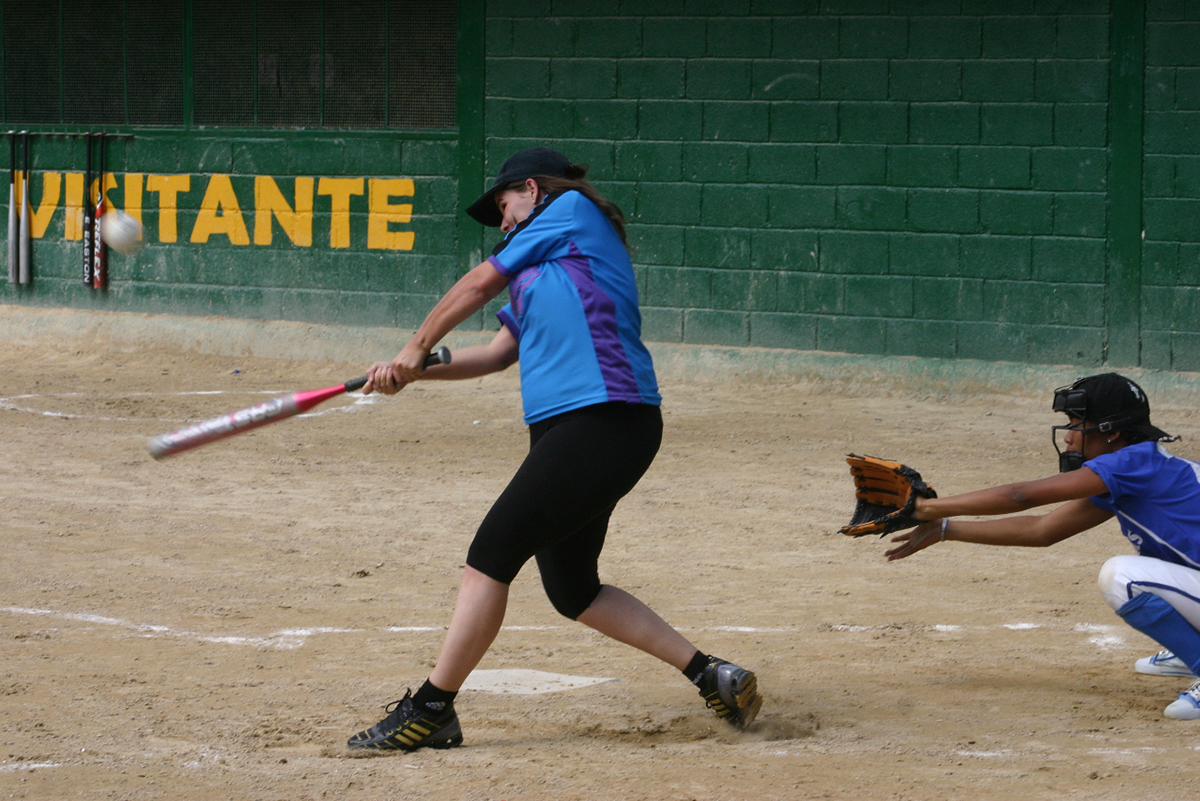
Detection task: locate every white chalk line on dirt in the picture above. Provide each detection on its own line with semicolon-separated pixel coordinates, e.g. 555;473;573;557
950;746;1200;760
0;390;380;424
4;606;1129;652
1;606;344;649
905;621;1127;650
0;761;64;773
3;608;616;696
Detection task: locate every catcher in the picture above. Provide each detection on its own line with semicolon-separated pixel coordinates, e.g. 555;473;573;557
843;373;1200;721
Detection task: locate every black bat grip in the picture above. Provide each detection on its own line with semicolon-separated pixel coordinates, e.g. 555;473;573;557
343;346;452;392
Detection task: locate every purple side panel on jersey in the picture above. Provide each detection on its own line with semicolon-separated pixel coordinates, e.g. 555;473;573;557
559;242;640;399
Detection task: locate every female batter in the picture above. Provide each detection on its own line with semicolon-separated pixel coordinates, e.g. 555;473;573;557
886;373;1200;720
346;148;762;751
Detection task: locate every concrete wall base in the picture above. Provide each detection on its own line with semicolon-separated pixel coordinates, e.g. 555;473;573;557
3;306;1196;405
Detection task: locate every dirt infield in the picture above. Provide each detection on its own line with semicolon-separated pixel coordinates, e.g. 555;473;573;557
3;327;1200;800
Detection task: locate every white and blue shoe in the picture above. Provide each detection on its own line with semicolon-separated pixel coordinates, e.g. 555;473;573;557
1164;679;1200;720
1135;649;1197;677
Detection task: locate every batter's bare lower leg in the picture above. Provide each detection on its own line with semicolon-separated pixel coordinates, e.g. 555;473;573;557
576;584;698;670
429;566;509;691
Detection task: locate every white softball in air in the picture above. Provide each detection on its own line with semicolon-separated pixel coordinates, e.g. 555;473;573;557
101;209;145;255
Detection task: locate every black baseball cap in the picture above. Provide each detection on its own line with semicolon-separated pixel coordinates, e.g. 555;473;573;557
466;147;571;227
1052;373;1174;441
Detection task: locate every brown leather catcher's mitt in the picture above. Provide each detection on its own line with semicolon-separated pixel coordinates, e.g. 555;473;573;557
839;454;937;537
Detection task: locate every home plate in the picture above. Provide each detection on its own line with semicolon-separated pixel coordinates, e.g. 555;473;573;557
460;669;617;695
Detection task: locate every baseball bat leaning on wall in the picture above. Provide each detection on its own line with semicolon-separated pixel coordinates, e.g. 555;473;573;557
7;131;16;284
18;131;30;284
83;132;93;286
147;347;452;460
92;132;106;289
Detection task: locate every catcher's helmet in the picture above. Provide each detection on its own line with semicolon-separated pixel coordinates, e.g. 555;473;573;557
1051;373;1173;472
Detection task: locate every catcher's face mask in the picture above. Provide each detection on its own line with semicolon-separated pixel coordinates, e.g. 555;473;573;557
1051;383;1094;472
1052;416;1089;473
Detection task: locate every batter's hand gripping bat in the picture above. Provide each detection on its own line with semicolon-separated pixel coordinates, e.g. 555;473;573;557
148;346;451;460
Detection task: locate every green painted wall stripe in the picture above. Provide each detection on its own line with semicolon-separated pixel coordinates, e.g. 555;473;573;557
122;0;129;125
1105;0;1144;367
57;1;64;124
456;0;486;288
181;0;194;129
0;1;5;123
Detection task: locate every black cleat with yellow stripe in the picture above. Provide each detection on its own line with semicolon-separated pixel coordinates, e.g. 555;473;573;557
347;690;464;751
694;657;762;730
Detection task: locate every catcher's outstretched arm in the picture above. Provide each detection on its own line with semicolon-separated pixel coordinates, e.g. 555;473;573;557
886;499;1114;561
912;466;1108;521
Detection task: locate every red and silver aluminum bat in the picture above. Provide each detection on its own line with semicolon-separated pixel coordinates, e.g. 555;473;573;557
18;131;30;284
147;346;450;460
83;132;93;286
92;133;106;289
8;131;18;284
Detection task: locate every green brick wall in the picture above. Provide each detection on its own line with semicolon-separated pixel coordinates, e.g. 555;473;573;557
3;2;1197;373
1142;4;1200;372
484;0;1136;368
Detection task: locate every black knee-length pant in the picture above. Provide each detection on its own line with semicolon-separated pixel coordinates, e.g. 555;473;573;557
466;402;662;619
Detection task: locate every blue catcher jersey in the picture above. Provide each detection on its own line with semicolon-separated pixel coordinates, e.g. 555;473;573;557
1087;442;1200;569
487;190;661;424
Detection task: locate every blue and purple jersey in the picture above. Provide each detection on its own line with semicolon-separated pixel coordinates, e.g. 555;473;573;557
488;189;661;424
